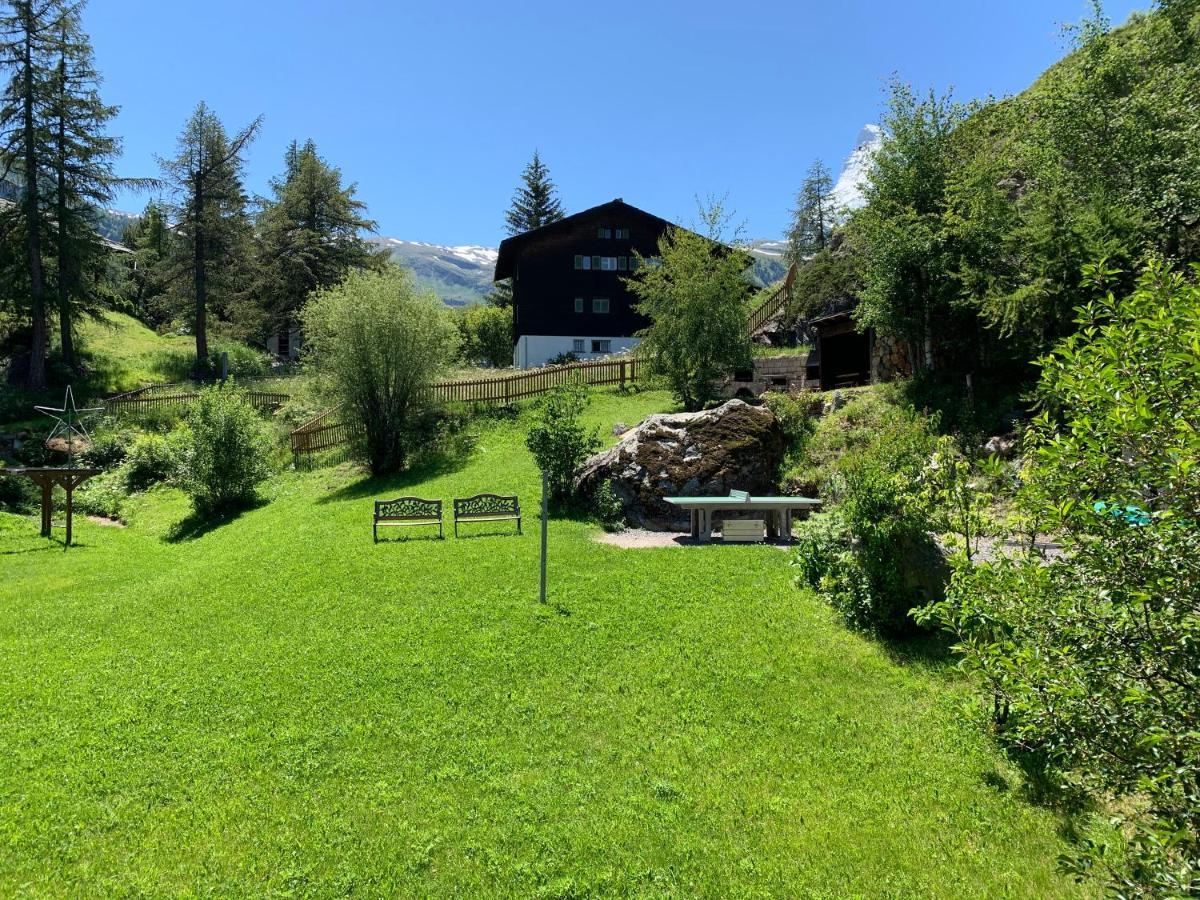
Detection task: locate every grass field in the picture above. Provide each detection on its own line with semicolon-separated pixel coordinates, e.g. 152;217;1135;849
0;388;1088;896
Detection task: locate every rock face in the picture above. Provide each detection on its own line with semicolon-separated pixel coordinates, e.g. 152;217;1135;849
574;399;787;529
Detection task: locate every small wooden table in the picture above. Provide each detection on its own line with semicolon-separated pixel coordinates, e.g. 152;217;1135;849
2;467;101;546
665;492;821;543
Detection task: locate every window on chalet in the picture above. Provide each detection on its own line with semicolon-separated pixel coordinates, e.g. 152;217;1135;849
599;257;618;271
592;339;611;353
593;298;610;314
591;255;601;270
574;297;584;313
596;226;612;239
617;256;627;271
615;227;630;239
573;339;585;353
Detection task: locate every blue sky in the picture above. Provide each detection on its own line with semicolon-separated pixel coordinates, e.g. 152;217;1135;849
88;0;1149;247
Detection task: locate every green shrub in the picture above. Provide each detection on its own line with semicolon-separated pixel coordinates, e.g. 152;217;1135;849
81;422;133;469
301;267;460;475
792;396;941;634
917;264;1200;894
457;304;513;368
180;382;272;516
74;468;128;519
591;480;625;531
122;432;184;493
0;466;39;514
524;382;601;504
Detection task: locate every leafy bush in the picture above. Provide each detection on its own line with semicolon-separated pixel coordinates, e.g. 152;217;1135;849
301;267;460;475
918;264;1200;894
591;480;625;531
457;304;513;368
792;395;941;634
0;466;39;514
180;382;272;516
122;431;184;493
545;351;578;367
74;468;129;519
524;382;601;503
81;422;133;469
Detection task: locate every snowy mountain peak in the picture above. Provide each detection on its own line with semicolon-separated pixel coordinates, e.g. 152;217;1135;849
830;123;882;214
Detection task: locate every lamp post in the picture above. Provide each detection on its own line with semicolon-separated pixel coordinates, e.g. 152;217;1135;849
539;469;549;604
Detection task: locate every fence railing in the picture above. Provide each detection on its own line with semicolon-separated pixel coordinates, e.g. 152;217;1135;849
747;262;796;336
288;357;641;462
103;385;292;417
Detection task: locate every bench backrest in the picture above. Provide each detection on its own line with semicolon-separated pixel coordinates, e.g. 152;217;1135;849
454;493;520;518
375;496;442;520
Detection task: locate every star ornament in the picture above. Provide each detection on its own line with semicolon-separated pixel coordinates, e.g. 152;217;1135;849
35;386;103;467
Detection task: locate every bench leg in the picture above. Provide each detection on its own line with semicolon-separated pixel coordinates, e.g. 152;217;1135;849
373;521;377;543
517;516;522;534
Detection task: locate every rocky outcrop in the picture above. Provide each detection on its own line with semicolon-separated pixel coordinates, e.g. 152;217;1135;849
574;399;786;529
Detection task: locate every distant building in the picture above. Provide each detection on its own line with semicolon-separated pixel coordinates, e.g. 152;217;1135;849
495;199;704;368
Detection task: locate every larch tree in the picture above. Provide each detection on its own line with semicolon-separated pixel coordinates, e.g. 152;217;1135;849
0;0;58;388
45;1;148;373
786;159;835;265
157;102;261;368
248;139;384;341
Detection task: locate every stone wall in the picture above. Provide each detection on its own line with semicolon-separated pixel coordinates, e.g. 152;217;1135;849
871;333;911;383
717;354;817;399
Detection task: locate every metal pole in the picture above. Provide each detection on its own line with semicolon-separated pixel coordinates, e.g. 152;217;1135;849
539;470;548;604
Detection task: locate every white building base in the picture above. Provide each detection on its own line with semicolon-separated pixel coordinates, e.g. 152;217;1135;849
514;334;641;368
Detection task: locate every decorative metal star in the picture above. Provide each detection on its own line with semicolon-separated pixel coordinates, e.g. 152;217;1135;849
35;386;103;469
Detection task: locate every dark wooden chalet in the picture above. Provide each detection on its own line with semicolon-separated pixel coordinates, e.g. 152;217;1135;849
495;199;694;367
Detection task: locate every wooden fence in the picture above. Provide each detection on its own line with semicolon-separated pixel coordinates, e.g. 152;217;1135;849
747;262;796;336
103;382;292;417
289;357;641;462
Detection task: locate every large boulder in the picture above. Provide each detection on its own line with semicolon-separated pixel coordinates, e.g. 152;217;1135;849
574;399;786;529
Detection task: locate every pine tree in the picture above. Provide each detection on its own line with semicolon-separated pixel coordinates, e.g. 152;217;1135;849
45;2;145;373
156;102;261;368
119;201;175;325
247;139;383;339
504;150;565;236
786;160;835;265
492;151;565;308
0;0;58;388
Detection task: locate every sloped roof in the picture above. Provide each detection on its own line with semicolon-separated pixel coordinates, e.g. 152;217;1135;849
495;198;720;281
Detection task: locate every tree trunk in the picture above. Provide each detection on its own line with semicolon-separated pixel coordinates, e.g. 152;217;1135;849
21;11;47;390
194;179;209;369
55;68;80;376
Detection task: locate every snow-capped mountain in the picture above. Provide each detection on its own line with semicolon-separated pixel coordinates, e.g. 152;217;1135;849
371;238;499;307
829;124;882;214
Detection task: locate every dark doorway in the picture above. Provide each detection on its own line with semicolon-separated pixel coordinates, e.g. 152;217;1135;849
819;330;870;390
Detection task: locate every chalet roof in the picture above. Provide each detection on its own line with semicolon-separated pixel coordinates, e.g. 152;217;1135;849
494;198;691;281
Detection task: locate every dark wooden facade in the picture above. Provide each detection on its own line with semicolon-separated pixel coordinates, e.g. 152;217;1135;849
495;200;681;362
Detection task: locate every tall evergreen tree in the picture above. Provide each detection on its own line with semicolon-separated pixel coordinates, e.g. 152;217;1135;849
45;2;145;373
119;201;175;325
504;150;565;236
247;139;383;340
491;150;566;307
786;160;835;265
0;0;57;388
156;102;261;367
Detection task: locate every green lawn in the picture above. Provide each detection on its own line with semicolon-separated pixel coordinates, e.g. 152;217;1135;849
0;388;1086;896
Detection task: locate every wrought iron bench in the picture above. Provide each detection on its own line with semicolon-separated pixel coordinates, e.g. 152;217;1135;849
453;493;521;537
373;496;443;541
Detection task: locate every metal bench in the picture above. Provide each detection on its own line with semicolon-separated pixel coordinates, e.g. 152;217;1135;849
373;496;443;541
453;493;521;537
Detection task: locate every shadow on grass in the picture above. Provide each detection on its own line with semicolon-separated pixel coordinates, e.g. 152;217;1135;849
164;497;267;543
317;451;471;506
878;630;957;672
